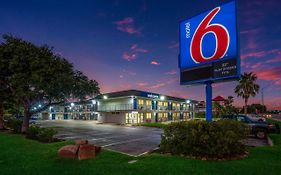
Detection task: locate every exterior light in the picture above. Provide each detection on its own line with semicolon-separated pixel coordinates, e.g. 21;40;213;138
49;106;52;110
160;96;165;100
92;100;97;105
71;103;75;107
38;104;42;108
186;100;191;104
103;95;108;99
34;107;37;110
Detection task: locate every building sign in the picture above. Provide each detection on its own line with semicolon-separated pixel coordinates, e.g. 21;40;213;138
140;92;160;99
179;0;239;85
147;94;159;99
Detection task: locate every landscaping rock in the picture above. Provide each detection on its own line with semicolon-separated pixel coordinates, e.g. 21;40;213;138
58;145;79;159
75;139;88;145
78;144;96;160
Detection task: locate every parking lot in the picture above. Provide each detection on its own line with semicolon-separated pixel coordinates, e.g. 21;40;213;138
39;120;270;156
39;120;162;156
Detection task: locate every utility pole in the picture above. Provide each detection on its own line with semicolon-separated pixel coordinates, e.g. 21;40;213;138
261;87;264;106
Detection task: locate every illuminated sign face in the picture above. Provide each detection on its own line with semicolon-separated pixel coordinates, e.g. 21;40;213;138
147;94;159;99
179;1;237;69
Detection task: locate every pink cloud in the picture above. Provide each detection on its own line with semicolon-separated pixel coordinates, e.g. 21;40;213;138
257;66;281;85
250;62;263;69
122;44;148;61
266;57;281;63
136;82;149;87
151;60;160;65
114;17;141;35
150;83;165;89
241;51;266;60
122;52;137;61
165;70;177;75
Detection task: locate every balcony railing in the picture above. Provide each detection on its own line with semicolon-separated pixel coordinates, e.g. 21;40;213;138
98;104;133;111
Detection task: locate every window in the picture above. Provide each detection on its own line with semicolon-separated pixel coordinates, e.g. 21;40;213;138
146;100;152;106
146;113;152;123
138;99;144;105
158;113;168;122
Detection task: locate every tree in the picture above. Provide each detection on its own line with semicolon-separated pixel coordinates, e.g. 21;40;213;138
224;96;234;107
235;72;260;114
0;34;100;133
0;43;14;129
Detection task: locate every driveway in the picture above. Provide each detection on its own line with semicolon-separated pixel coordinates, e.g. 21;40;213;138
39;120;162;156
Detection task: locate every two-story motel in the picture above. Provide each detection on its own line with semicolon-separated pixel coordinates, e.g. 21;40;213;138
40;90;196;125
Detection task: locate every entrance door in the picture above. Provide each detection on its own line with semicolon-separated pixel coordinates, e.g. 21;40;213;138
51;114;56;120
125;113;138;124
137;113;144;123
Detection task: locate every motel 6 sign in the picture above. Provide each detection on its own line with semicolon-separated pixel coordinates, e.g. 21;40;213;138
179;0;239;84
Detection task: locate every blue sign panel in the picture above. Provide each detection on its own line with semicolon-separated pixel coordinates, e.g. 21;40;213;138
179;0;238;70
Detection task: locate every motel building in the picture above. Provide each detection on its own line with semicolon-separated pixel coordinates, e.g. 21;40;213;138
40;90;196;125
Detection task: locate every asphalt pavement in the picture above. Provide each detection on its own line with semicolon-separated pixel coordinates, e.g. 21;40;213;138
39;120;269;156
39;120;162;156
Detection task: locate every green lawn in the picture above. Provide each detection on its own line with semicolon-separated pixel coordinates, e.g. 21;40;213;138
1;120;281;175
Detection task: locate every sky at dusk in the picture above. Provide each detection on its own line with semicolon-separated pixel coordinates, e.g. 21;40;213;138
0;0;281;109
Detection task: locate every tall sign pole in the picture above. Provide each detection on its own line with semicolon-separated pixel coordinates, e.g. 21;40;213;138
206;82;212;122
179;0;239;122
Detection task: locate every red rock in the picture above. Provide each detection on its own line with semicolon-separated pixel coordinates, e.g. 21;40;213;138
75;139;88;145
58;145;79;159
78;144;96;160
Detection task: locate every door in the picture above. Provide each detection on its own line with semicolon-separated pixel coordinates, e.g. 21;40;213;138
51;114;56;120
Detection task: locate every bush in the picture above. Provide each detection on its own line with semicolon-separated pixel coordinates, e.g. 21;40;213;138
37;128;58;143
26;125;41;140
6;117;22;133
160;119;249;159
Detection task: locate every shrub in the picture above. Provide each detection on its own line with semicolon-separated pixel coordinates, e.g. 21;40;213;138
37;128;58;143
26;125;41;140
160;119;249;159
6;117;23;133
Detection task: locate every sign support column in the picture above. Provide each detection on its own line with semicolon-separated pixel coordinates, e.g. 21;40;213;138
206;81;212;122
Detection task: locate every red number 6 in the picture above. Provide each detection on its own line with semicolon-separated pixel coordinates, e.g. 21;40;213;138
190;7;230;63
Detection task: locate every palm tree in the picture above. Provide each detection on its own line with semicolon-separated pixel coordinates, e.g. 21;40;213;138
235;72;260;114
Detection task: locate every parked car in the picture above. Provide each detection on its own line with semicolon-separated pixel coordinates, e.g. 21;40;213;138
15;116;39;125
221;114;280;139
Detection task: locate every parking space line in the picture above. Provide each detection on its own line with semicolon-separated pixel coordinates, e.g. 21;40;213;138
102;137;150;147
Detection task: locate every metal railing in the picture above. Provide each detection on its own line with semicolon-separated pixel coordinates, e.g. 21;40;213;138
98;104;134;111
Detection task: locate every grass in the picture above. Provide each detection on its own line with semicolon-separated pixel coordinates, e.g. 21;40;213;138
0;120;281;175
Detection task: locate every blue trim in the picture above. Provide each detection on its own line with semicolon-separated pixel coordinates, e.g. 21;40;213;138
133;98;137;110
155;113;158;122
168;112;172;121
206;82;213;122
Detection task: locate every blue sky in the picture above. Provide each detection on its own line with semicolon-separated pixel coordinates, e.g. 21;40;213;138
0;0;281;109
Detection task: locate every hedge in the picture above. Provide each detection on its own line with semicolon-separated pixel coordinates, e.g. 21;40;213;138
160;119;249;159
